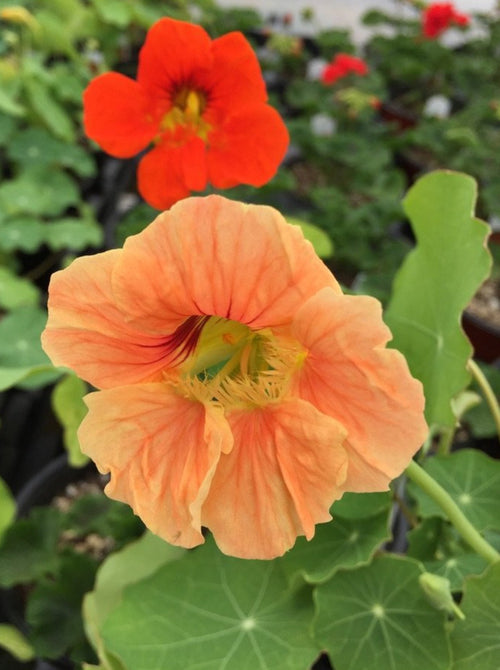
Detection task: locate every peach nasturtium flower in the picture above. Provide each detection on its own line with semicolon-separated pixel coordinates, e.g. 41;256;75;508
83;18;289;210
42;196;427;559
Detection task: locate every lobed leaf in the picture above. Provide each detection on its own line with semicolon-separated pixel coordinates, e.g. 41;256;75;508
385;171;492;429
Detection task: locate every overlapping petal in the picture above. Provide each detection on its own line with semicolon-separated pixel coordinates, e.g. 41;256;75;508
202;399;348;559
137;18;213;96
79;384;233;548
41;251;176;389
292;288;428;492
204;32;268;110
112;195;340;334
207;105;290;189
83;73;159;158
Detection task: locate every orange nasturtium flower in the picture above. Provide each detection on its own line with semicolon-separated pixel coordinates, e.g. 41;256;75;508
42;196;427;559
83;18;289;210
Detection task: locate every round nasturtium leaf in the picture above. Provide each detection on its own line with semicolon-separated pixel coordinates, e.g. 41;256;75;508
408;449;500;533
101;536;318;670
450;561;500;670
314;554;451;670
281;509;391;584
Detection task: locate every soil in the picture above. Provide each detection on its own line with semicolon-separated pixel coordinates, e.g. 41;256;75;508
53;473;114;561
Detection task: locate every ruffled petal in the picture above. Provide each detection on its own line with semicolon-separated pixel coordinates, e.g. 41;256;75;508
137;18;212;97
136;145;192;210
83;73;159;158
207;105;289;188
204;32;267;111
41;250;180;389
79;384;233;548
112;195;340;334
292;288;428;492
201;399;347;559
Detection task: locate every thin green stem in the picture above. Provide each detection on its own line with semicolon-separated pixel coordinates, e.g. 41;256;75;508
405;460;500;565
436;426;454;456
467;358;500;440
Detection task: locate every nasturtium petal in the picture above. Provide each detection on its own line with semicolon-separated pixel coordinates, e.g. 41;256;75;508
101;535;319;670
449;562;500;670
79;384;232;549
408;449;500;533
385;170;492;429
293;288;427;492
281;509;391;584
42;250;180;389
137;17;212;96
112;195;339;334
83;73;159;158
202;398;347;559
314;555;452;670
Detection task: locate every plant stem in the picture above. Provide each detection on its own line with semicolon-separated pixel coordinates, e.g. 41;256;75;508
405;459;500;565
467;358;500;440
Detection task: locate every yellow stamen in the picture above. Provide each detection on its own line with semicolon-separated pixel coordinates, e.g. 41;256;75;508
171;315;307;410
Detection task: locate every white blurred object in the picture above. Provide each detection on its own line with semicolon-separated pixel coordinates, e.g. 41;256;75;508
306;57;327;80
310;113;337;136
423;94;452;119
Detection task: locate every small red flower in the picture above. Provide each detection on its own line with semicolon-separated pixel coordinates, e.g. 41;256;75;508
321;53;368;85
422;2;470;39
83;18;289;209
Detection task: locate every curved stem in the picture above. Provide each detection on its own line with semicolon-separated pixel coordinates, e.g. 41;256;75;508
467;358;500;440
405;459;500;565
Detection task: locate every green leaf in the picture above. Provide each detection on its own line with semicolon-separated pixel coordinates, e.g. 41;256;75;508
0;624;35;662
101;535;318;670
8;127;96;176
0;216;45;252
409;449;500;533
281;510;391;584
23;77;75;141
333;491;392;519
65;494;143;545
0;306;51;369
0;266;39;309
52;374;89;467
0;168;80;217
0;300;58;391
0;478;15;543
0;507;62;587
286;217;334;259
0;363;58;392
314;554;451;670
90;0;133;26
0;112;16;144
45;217;103;251
26;550;97;660
0;84;25;117
385;171;492;429
425;554;488;592
84;531;183;670
449;561;500;669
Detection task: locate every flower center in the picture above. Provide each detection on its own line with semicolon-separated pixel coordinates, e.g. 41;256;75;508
159;87;211;142
165;315;306;408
